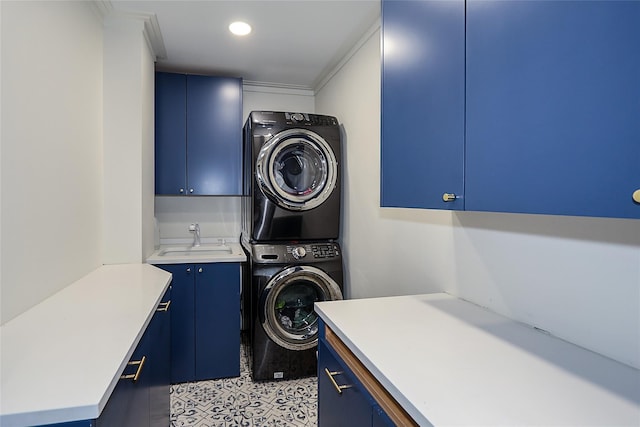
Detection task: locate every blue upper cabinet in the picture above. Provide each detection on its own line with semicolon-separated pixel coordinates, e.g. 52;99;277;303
155;72;187;195
465;0;640;219
381;0;465;210
381;0;640;219
155;72;243;196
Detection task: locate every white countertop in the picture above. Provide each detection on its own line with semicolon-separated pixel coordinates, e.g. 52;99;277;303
146;241;246;264
315;293;640;426
0;264;172;427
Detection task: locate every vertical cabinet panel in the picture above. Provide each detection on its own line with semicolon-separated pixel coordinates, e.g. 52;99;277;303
195;263;241;379
465;0;640;218
381;0;465;209
155;72;187;195
187;75;243;195
161;264;196;384
149;291;171;425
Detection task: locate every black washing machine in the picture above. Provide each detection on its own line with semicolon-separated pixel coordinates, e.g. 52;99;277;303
242;111;341;243
246;241;343;380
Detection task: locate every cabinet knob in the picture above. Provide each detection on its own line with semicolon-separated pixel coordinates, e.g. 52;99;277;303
189;188;194;193
633;189;640;204
442;193;458;202
186;267;191;274
198;267;203;273
179;188;184;194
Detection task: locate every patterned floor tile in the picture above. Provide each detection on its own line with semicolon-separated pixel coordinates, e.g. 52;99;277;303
171;339;318;426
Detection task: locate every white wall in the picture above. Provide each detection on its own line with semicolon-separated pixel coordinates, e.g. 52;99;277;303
154;84;315;243
0;1;104;324
242;83;315;122
315;27;640;368
103;13;157;264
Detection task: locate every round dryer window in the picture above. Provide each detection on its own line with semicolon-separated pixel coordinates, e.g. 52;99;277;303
256;129;338;211
261;265;343;350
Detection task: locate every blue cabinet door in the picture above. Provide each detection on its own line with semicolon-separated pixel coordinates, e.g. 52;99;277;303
155;72;187;195
195;263;240;379
381;0;465;209
317;340;374;426
157;264;196;384
186;75;242;195
466;0;640;218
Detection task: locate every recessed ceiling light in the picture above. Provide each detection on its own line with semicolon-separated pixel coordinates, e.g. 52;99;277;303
229;21;252;36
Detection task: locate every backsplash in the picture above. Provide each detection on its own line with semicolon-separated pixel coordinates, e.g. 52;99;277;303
155;196;242;243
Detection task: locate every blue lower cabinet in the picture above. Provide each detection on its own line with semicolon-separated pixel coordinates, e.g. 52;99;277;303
195;263;241;379
372;405;395;427
43;290;171;427
155;262;240;383
318;341;374;426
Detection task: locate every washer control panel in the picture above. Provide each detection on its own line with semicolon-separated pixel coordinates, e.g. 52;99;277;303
284;112;338;126
252;242;341;264
285;243;340;261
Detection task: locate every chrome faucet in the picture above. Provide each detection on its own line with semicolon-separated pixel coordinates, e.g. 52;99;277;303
189;223;201;247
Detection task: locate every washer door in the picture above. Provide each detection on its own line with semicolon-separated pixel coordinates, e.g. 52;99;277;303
261;265;343;350
256;129;338;211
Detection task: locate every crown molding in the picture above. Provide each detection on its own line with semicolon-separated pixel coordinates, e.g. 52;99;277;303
100;1;167;60
243;81;315;96
314;17;381;94
89;0;113;20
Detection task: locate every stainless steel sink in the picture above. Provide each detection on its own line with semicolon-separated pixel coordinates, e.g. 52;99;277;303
157;245;233;256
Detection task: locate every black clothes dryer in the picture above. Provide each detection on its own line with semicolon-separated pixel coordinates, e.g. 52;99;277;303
242;111;341;243
246;241;343;380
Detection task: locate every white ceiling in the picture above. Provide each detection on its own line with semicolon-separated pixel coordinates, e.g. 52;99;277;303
111;0;381;90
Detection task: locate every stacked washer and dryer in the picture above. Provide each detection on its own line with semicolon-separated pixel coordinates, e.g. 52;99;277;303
241;111;344;381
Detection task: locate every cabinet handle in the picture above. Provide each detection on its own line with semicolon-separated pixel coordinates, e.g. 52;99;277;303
442;193;458;202
120;356;146;382
179;188;184;194
186;267;191;274
324;368;352;395
198;267;203;273
156;300;171;312
633;189;640;204
189;188;194;193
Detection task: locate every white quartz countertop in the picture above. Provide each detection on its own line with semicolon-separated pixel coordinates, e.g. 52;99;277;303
315;293;640;426
0;264;172;427
146;242;246;264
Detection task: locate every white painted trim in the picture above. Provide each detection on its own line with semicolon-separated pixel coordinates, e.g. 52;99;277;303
89;0;113;20
314;17;381;94
103;8;167;60
243;81;315;97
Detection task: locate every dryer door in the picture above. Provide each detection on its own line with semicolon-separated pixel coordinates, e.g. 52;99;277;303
260;265;343;350
256;129;338;211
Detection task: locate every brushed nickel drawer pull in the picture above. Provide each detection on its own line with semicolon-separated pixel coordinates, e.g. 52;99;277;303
120;355;146;382
324;367;352;395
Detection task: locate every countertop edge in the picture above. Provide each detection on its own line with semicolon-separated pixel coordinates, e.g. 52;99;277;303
146;242;246;264
0;264;173;426
315;300;431;426
315;293;640;426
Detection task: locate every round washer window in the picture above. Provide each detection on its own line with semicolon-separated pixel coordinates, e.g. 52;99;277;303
261;266;343;350
256;129;337;211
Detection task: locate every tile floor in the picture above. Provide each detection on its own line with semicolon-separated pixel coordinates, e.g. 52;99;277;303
170;339;318;427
